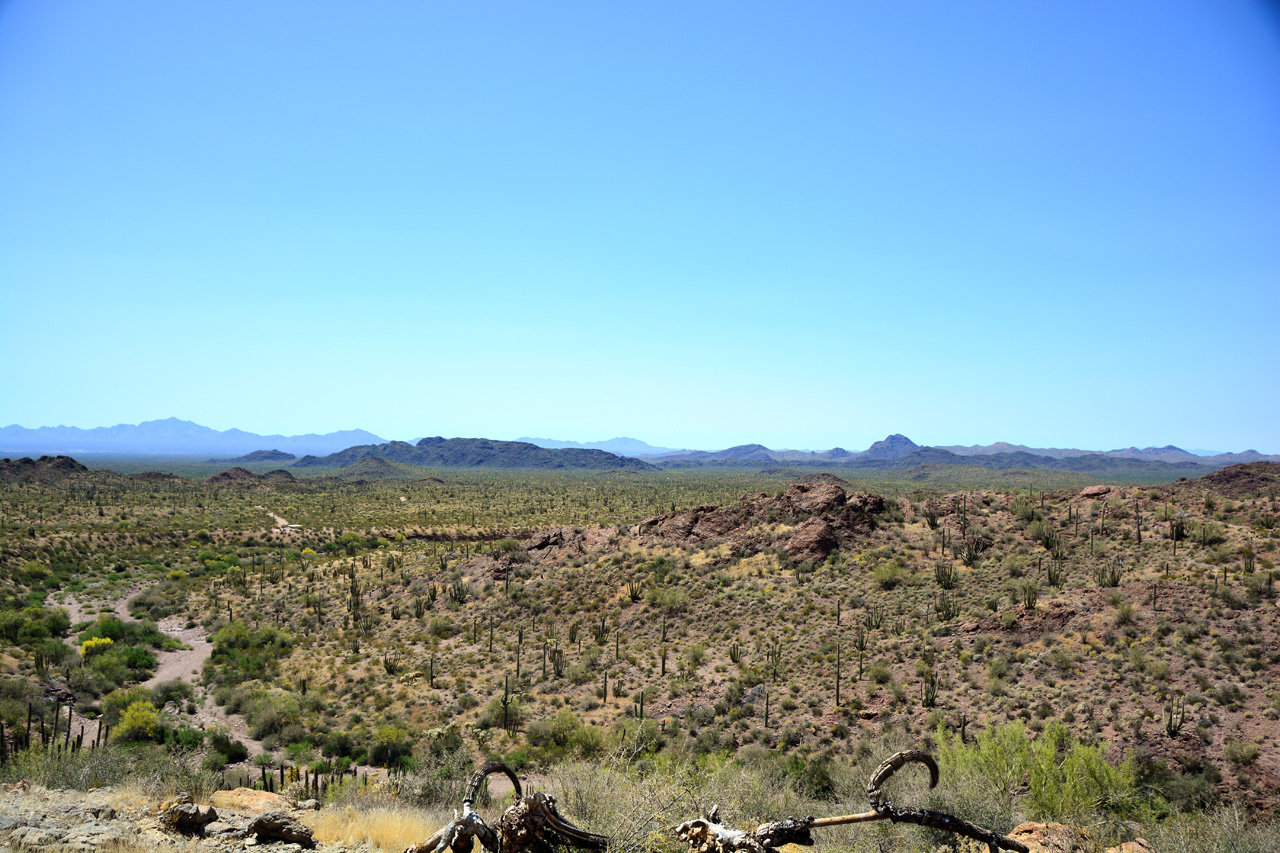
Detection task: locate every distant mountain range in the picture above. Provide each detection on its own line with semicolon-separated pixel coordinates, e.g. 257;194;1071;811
4;420;1276;477
0;418;383;457
646;435;1279;472
518;436;688;457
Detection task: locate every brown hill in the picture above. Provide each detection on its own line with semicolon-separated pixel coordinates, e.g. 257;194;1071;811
1187;461;1280;499
629;481;885;563
208;467;257;484
0;455;90;485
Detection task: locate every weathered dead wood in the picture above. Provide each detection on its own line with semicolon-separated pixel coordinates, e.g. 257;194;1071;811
410;751;1026;853
674;750;1029;853
404;761;606;853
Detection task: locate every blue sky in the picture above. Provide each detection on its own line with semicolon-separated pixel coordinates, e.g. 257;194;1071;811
2;1;1277;452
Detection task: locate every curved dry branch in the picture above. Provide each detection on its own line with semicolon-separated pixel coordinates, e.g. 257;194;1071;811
861;749;1028;853
674;750;1028;853
466;760;525;809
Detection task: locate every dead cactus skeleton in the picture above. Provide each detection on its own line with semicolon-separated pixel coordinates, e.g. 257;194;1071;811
404;761;608;853
409;752;1026;853
675;750;1029;853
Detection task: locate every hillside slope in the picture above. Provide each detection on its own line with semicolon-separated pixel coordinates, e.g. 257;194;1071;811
293;437;658;472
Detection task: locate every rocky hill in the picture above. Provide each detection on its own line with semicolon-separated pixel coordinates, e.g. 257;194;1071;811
206;449;297;464
293;437;658;472
208;467;296;485
0;455;91;485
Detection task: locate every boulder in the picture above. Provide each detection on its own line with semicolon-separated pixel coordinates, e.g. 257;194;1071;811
209;787;291;814
1080;485;1111;498
61;821;129;851
1105;841;1154;853
160;803;218;835
783;481;847;515
247;810;314;848
1008;822;1091;853
785;517;838;563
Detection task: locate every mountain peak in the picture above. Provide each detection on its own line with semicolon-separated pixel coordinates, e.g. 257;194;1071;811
860;434;920;460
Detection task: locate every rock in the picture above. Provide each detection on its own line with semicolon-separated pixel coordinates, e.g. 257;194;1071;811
203;820;246;838
159;792;193;811
784;482;847;515
525;529;564;551
1008;822;1091;853
1080;485;1111;498
61;821;128;851
210;787;291;814
247;810;314;848
1106;841;1154;853
785;517;837;562
297;799;321;810
6;825;65;850
161;803;218;834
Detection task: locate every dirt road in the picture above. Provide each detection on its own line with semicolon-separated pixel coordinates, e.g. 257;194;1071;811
49;590;267;758
256;505;291;528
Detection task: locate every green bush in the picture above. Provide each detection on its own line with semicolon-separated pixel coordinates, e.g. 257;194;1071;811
207;728;249;764
933;721;1154;834
114;700;161;743
150;679;194;707
204;622;292;686
1224;739;1259;767
368;725;412;768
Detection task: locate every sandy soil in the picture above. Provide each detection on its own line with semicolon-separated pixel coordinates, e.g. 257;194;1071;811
53;585;140;627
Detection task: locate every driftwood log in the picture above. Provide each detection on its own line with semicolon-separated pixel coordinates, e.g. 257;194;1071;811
408;751;1027;853
675;750;1028;853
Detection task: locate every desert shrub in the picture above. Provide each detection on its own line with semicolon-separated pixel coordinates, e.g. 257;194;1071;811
150;679;194;707
207;727;249;764
872;564;904;590
232;687;301;739
205;621;292;686
1144;806;1280;853
1223;739;1259;767
336;739;473;808
427;616;458;638
646;587;689;613
102;686;154;725
323;730;356;758
0;677;44;726
114;700;161;742
79;614;165;648
0;742;217;796
166;726;205;750
369;725;413;768
933;721;1151;836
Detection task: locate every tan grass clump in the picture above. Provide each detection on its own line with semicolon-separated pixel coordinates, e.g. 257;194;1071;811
304;803;453;852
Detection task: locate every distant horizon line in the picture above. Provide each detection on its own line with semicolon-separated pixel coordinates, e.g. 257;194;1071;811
0;417;1274;457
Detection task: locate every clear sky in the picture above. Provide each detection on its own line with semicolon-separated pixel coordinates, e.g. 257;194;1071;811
2;1;1278;453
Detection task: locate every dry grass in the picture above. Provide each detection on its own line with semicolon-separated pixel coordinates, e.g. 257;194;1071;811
304;803;454;852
